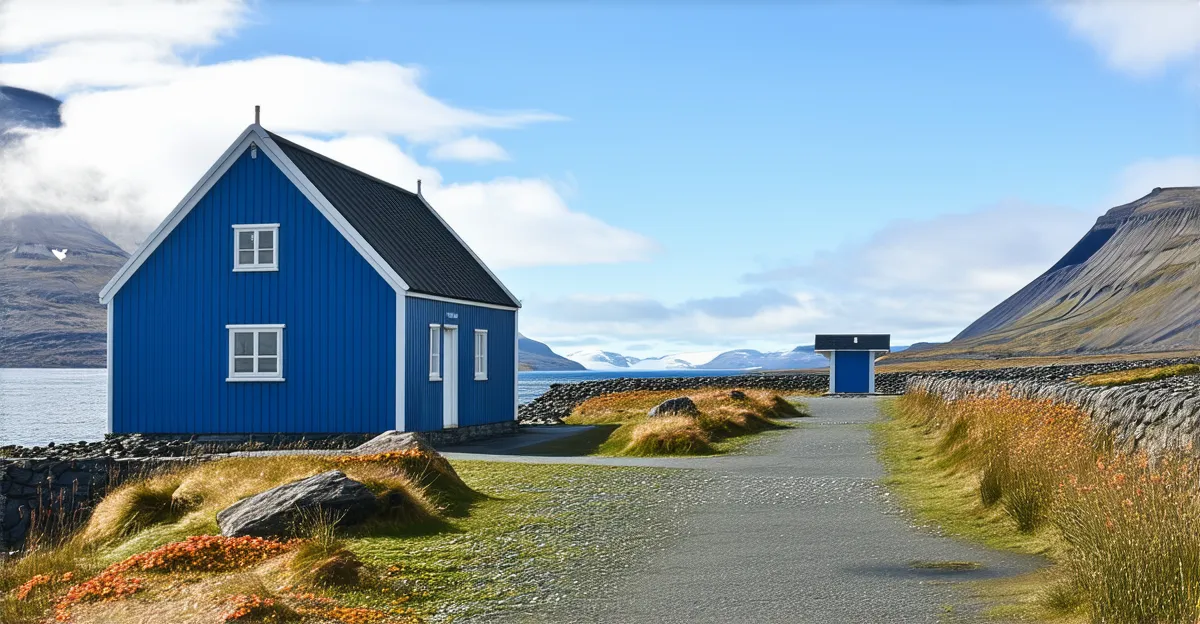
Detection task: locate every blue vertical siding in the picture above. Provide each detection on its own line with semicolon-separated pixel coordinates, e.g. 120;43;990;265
832;351;870;393
111;147;396;434
404;297;516;432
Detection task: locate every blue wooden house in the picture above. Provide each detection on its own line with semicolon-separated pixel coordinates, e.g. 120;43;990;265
99;122;520;436
814;334;890;394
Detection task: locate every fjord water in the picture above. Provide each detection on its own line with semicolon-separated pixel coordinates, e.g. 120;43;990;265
0;368;746;447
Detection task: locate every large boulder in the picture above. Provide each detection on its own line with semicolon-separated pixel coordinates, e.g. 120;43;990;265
352;431;435;456
648;397;701;418
217;470;377;538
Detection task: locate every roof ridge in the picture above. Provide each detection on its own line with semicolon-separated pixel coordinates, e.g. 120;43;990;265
265;130;422;200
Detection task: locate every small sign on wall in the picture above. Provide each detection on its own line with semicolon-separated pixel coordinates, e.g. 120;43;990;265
446;312;459;319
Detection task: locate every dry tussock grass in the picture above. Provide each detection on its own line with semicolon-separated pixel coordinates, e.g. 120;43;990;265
897;389;1200;622
567;388;805;456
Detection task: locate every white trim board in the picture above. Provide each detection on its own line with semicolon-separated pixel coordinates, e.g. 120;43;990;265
405;291;519;311
395;291;406;432
100;125;409;304
106;302;113;434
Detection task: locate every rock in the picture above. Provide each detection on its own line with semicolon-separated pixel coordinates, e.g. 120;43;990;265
729;390;748;400
352;431;435;456
216;470;378;538
648;397;701;418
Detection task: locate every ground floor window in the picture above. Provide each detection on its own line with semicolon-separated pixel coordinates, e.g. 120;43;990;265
474;329;488;380
226;324;284;381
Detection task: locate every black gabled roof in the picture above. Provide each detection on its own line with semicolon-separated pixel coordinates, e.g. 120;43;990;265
814;334;890;351
268;131;519;308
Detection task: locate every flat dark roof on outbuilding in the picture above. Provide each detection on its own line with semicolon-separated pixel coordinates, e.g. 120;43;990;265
814;334;891;351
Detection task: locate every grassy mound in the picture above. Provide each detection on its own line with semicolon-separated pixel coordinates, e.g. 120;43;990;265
1076;363;1200;387
2;449;481;624
881;390;1200;623
78;450;479;559
565;388;806;456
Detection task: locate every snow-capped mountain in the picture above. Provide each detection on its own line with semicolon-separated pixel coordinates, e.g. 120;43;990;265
628;356;696;370
698;346;829;370
566;349;642;370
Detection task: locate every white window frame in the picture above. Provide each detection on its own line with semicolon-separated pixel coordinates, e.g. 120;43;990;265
474;329;488;381
429;324;442;381
226;324;285;382
232;223;279;272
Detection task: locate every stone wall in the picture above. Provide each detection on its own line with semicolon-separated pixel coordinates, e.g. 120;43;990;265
906;357;1200;456
422;420;519;446
0;456;203;552
518;372;911;424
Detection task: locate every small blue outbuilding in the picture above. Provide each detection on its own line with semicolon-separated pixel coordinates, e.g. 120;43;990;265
99;122;520;436
815;334;891;394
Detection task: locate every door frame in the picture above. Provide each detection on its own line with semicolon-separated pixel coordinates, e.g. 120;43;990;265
442;325;459;428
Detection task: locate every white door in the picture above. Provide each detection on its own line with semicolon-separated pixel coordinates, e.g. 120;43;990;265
442;325;459;428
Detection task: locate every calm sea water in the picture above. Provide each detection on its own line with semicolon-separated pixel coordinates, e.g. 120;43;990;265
0;368;747;447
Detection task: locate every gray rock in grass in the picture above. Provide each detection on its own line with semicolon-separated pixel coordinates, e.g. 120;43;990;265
217;470;377;538
648;397;701;419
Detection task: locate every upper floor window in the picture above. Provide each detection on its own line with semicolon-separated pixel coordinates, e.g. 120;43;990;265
233;224;278;271
227;324;284;382
474;330;488;381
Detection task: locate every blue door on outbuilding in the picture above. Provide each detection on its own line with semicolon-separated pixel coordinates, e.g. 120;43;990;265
834;351;870;393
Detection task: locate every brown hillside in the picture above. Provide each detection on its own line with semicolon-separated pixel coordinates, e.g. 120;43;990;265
886;187;1200;363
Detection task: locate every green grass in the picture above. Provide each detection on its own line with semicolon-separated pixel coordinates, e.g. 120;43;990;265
1075;363;1200;387
872;400;1056;556
335;459;682;619
1;455;684;623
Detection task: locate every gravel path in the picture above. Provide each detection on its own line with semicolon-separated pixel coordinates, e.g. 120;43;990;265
463;396;1041;623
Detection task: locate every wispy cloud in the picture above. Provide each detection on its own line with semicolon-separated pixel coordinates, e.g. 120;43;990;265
429;136;511;163
0;0;647;270
1052;0;1200;76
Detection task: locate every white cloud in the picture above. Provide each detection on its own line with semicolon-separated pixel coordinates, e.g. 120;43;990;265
522;201;1099;353
1053;0;1200;75
0;0;650;269
277;136;657;268
0;0;246;53
429;136;511;163
1110;156;1200;204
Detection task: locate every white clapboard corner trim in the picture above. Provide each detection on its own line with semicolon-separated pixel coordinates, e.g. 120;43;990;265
99;125;410;305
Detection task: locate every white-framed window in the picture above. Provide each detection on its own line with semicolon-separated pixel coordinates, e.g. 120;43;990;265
226;324;284;382
233;224;279;271
429;324;442;381
474;329;488;381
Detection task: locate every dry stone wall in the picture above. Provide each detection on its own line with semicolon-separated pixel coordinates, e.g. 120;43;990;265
906;357;1200;455
518;372;911;424
0;456;202;553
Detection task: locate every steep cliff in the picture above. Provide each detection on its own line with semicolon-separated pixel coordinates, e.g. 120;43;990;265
896;187;1200;360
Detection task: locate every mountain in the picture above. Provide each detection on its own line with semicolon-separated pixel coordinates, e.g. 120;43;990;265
628;355;696;370
0;86;62;144
889;187;1200;361
699;345;830;370
518;334;585;371
0;213;130;367
566;349;642;370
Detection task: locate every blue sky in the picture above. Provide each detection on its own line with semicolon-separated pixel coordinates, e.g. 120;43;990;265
2;1;1199;358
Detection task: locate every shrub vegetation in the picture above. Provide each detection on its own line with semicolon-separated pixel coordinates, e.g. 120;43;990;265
886;390;1200;623
1076;363;1200;387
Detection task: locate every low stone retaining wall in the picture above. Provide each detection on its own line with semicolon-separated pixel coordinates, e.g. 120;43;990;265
0;456;204;552
906;357;1200;456
518;372;912;424
423;420;519;446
